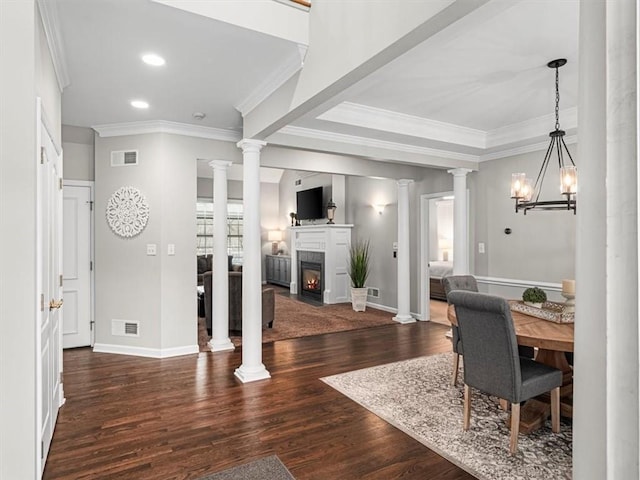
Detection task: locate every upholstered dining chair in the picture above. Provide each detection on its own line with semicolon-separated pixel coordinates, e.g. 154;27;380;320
442;275;478;386
443;275;535;386
448;290;562;455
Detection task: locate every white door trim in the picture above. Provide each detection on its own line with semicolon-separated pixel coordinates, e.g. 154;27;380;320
419;191;453;321
63;179;95;346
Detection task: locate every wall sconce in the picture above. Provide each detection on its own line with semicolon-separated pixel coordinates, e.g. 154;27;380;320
268;230;283;255
374;204;385;215
326;199;337;224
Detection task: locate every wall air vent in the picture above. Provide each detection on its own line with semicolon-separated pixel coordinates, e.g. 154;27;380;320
367;287;380;298
111;150;138;167
111;319;140;337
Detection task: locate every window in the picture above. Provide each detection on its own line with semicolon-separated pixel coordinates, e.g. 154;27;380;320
196;199;243;264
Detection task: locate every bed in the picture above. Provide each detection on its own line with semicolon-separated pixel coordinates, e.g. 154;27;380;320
429;261;453;301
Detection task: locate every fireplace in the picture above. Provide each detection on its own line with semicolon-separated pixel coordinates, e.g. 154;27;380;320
300;261;322;301
291;226;352;304
298;251;325;303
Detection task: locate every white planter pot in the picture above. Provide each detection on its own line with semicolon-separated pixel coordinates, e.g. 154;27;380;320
351;287;368;312
524;301;543;308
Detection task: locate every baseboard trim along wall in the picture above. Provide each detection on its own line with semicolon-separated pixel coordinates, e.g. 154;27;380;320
93;343;199;358
365;300;397;314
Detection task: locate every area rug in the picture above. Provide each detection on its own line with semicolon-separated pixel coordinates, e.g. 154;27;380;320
197;455;294;480
198;290;395;350
321;353;572;480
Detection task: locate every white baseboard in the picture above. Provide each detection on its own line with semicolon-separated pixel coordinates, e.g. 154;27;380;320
93;343;199;358
365;300;397;314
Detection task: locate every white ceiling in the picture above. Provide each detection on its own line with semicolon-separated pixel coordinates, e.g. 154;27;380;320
53;0;580;169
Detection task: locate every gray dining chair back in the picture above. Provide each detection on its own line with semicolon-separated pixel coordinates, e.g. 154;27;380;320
448;290;521;401
442;275;478;300
442;275;478;385
448;290;562;454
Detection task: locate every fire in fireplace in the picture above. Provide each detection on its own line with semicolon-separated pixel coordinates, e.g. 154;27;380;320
300;260;323;301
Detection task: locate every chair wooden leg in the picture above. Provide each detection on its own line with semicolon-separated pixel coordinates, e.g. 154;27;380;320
451;353;460;386
550;386;560;433
499;399;509;411
463;384;471;431
509;402;520;455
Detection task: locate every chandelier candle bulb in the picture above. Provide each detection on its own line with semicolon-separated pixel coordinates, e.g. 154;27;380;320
562;279;575;294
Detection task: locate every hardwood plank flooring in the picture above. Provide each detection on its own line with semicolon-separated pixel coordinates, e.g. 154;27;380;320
44;322;474;480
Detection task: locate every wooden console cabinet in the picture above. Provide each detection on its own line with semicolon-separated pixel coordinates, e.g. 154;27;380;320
266;254;291;287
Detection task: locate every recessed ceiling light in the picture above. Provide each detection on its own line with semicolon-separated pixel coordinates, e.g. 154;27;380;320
131;100;149;109
142;53;165;66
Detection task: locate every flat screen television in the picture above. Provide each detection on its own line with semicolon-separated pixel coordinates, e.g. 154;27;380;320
296;186;324;220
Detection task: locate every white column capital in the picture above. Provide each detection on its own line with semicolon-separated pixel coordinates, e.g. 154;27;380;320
447;168;473;177
208;159;232;170
397;179;414;187
236;138;266;153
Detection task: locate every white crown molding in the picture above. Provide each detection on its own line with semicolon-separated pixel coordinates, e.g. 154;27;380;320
37;0;71;91
235;45;307;116
318;102;487;149
317;102;579;156
486;107;578;149
93;120;241;142
278;125;481;163
480;134;577;162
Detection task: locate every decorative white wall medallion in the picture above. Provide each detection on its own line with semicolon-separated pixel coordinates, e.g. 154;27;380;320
106;186;150;238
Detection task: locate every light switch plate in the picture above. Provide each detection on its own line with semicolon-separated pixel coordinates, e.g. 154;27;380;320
478;242;485;254
146;244;157;256
167;244;175;255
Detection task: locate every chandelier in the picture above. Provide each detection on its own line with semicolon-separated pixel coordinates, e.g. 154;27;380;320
511;58;577;214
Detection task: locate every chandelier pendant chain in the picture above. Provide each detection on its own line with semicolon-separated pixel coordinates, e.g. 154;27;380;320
555;65;561;131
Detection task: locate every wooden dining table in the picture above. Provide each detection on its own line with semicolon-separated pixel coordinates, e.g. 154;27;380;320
447;304;574;434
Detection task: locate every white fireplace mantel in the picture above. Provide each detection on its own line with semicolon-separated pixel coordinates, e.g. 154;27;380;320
290;224;353;304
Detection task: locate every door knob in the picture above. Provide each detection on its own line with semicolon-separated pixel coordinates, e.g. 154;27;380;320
49;299;63;310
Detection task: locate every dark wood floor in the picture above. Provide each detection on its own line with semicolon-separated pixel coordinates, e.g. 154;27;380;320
44;322;475;480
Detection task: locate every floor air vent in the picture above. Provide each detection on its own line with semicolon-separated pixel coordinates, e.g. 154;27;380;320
112;319;140;337
111;150;138;167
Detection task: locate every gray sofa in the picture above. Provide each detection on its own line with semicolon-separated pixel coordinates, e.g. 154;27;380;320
203;271;275;335
197;254;232;285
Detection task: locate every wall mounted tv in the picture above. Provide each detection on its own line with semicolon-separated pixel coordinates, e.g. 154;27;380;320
296;186;324;220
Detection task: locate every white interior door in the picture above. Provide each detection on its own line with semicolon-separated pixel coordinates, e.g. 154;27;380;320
63;183;93;348
37;105;64;471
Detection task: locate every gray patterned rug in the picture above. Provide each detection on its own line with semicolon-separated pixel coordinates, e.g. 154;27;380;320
197;455;294;480
322;353;572;480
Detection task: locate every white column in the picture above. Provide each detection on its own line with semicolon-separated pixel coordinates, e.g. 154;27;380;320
447;168;472;275
235;139;270;383
393;179;414;324
208;160;235;352
604;1;638;478
573;0;607;477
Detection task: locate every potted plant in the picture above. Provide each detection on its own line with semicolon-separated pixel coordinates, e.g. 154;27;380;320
522;287;547;308
348;239;371;312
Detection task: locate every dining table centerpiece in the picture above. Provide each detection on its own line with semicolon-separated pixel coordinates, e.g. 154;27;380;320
522;286;547;308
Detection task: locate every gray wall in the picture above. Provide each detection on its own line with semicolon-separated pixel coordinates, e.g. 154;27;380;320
473;147;577;283
95;133;197;352
197;177;243;199
62;125;94;181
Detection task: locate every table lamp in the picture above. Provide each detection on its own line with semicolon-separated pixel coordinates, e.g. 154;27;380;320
268;230;283;255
